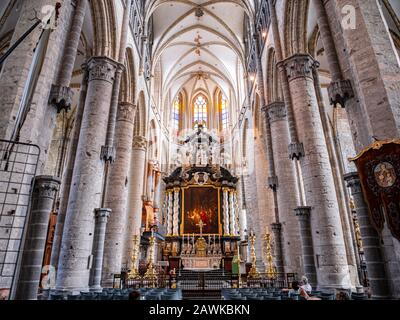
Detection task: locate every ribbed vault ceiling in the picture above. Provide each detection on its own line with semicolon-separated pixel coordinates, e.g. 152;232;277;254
148;0;254;102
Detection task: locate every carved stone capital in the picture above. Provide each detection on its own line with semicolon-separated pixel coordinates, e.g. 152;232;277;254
94;208;111;220
132;136;147;151
49;84;74;113
328;79;354;108
87;56;118;84
117;102;136;123
266;101;286;123
344;172;363;194
288;142;305;160
283;54;317;82
294;206;312;219
268;176;278;190
34;176;61;198
101;145;116;163
271;222;282;232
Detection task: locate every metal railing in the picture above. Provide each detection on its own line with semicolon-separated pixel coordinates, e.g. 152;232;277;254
0;139;40;296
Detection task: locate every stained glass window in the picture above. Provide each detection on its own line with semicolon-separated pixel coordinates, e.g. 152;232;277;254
173;94;181;130
193;94;207;128
221;95;228;130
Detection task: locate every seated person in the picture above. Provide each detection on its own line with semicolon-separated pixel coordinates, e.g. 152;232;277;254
288;281;320;300
301;276;312;294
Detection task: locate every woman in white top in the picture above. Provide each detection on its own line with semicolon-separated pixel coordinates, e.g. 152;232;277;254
301;276;312;293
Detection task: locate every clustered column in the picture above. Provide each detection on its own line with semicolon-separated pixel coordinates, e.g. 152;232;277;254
344;172;391;299
283;54;352;290
15;176;60;300
101;102;136;287
294;207;317;287
265;102;302;274
55;56;118;292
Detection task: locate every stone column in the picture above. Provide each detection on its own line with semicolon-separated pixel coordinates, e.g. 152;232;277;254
122;136;147;267
271;223;285;274
283;54;351;290
265;102;302;274
101;102;136;287
49;0;89;112
312;0;354;107
172;187;180;236
55;56;118;293
222;187;230;236
294;207;317;288
89;208;111;292
14;176;60;300
267;0;303;159
344;172;391;299
50;65;89;271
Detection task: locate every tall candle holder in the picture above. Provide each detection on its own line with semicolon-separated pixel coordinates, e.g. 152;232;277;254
248;231;259;279
144;233;158;287
264;231;277;280
127;234;140;280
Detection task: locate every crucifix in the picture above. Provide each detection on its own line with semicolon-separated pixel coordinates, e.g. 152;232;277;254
196;220;206;236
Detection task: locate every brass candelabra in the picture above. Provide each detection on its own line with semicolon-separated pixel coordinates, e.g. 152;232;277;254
264;232;277;279
127;234;140;280
143;233;158;287
248;231;259;279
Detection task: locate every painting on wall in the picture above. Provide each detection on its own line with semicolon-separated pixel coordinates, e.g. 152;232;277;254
182;186;220;235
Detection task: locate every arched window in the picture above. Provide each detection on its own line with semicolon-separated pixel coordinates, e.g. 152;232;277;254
193;94;207;128
173;94;181;131
220;95;229;130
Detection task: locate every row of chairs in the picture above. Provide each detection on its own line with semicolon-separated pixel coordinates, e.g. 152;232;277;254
221;288;368;301
138;288;182;300
221;288;302;301
49;288;136;300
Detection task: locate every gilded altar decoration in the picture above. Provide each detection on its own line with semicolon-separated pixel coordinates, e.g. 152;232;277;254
264;231;277;279
144;233;158;287
349;139;400;240
248;230;259;279
162;126;238;270
127;235;140;280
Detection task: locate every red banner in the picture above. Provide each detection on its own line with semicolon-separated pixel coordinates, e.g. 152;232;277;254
350;140;400;240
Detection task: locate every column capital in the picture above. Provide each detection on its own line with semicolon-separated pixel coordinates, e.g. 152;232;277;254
283;54;318;82
328;79;355;108
132;136;147;150
294;206;312;219
100;145;116;163
288;142;305;160
94;208;111;219
117;102;137;123
34;175;61;198
87;56;119;84
268;176;278;190
271;222;282;232
344;172;363;194
48;85;74;113
266;101;286;123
